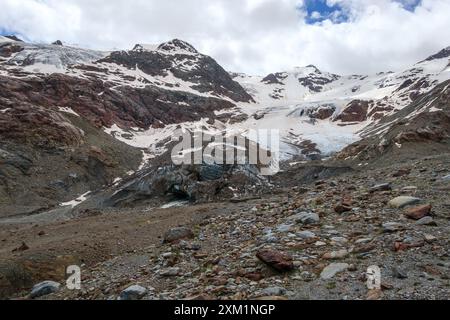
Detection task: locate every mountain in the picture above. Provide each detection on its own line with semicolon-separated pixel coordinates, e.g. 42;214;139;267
230;48;450;158
0;38;253;217
1;36;450;301
1;36;450;216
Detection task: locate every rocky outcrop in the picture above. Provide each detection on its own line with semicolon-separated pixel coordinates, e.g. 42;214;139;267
0;74;236;130
337;80;450;161
334;100;371;122
99;163;267;208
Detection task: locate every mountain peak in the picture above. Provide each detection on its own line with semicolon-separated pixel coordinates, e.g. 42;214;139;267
0;35;23;43
423;46;450;62
157;39;198;54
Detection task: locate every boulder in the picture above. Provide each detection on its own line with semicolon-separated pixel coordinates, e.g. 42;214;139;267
370;183;392;193
404;204;432;220
290;211;320;225
256;249;294;272
119;285;147;300
163;227;194;243
388;196;421;208
30;281;61;299
320;263;349;280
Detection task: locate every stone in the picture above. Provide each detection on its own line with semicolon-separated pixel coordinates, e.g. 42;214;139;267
322;249;349;260
442;174;450;181
393;241;424;252
297;231;316;239
160;267;181;277
370;183;392;193
388;196;421;208
276;224;293;233
404;204;432;220
382;222;404;233
353;243;376;254
367;289;383;300
424;234;437;243
392;168;411;177
415;216;436;226
12;242;29;252
401;186;418;193
256;249;294;272
320;263;349;280
334;204;352;214
30;281;61;299
290;211;320;225
261;286;286;296
163;227;194;243
392;267;408;279
119;285;147;300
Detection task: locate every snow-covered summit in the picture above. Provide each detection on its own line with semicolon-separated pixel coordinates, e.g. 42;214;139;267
157;39;198;54
132;39;199;56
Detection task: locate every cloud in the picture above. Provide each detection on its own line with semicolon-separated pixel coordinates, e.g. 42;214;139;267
0;0;449;75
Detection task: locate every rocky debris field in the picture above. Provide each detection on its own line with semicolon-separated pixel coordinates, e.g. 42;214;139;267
1;153;450;300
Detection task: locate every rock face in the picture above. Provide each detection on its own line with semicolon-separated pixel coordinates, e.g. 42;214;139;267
100;163;267;207
337;80;450;162
335;100;370;122
256;249;294;272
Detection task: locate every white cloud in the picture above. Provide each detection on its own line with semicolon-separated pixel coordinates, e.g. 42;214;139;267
0;0;449;75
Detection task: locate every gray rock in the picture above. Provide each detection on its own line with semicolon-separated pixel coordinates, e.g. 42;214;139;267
370;183;392;193
415;216;436;226
160;267;181;277
276;224;293;233
388;196;421;208
30;281;61;299
320;263;349;280
382;222;404;233
297;231;316;239
290;211;320;225
163;227;194;243
392;267;408;279
120;285;147;300
261;286;286;296
442;174;450;181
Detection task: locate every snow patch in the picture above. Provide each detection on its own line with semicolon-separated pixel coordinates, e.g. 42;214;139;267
60;191;91;208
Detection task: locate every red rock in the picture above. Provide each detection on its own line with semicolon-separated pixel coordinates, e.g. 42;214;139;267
393;241;424;252
404;204;432;220
334;100;369;122
256;249;294;272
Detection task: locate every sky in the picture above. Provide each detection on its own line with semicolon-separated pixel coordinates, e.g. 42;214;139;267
0;0;449;75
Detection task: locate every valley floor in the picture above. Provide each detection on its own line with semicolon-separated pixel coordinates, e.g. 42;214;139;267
1;153;450;300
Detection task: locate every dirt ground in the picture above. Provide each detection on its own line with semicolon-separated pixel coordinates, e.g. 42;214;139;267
1;153;449;300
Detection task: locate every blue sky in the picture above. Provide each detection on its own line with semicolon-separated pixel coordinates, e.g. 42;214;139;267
303;0;349;24
303;0;422;24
